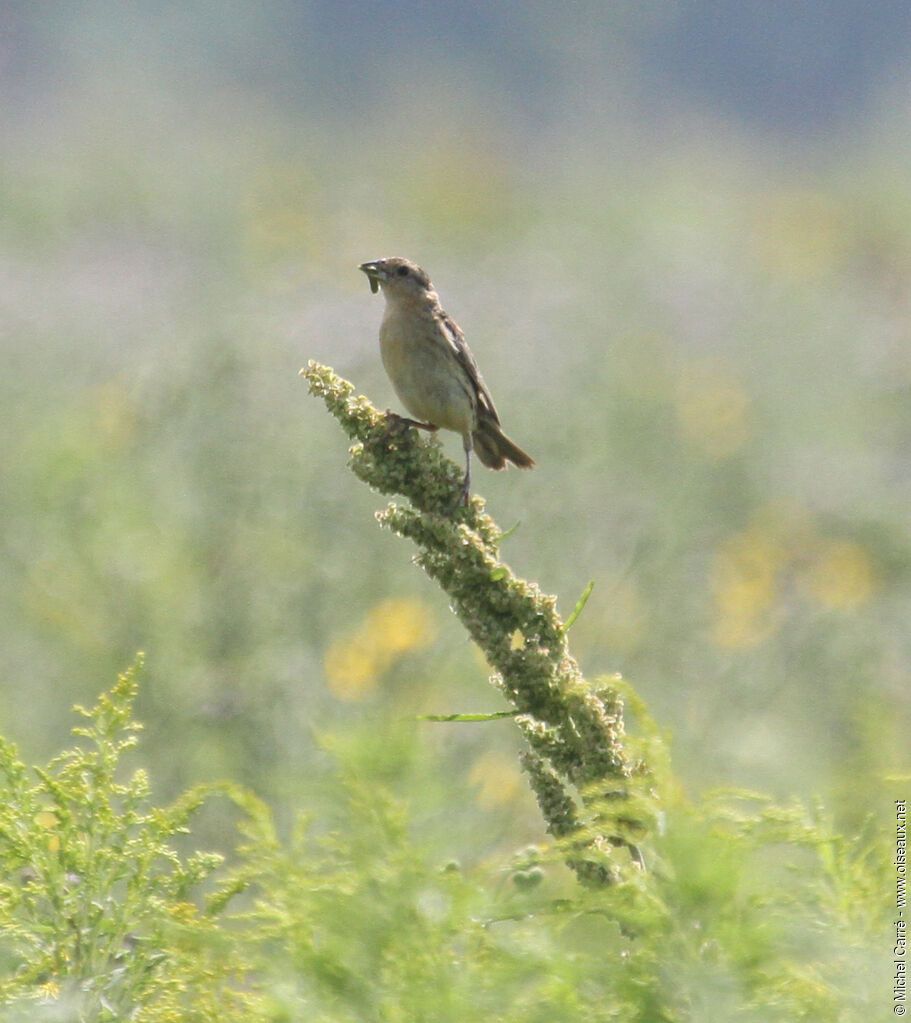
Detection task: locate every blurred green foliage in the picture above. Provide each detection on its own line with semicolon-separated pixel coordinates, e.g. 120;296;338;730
0;6;909;1013
0;668;891;1020
2;100;908;816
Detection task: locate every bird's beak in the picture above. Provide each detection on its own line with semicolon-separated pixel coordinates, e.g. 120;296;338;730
359;261;384;294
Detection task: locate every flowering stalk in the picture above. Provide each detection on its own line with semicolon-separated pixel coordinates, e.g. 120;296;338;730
303;361;655;885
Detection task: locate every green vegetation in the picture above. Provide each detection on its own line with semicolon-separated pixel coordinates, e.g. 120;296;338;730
304;361;654;886
1;8;908;1016
0;653;889;1020
0;369;896;1017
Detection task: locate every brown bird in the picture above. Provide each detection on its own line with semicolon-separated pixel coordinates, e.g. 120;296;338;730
359;257;534;505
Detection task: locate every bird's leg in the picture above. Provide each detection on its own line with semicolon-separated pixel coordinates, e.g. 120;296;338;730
370;411;439;451
382;410;439;436
456;437;472;507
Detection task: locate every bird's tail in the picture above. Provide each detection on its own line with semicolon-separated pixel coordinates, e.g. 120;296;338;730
472;416;535;471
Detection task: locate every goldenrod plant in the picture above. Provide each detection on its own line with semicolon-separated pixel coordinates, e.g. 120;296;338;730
0;660;258;1021
0;618;891;1020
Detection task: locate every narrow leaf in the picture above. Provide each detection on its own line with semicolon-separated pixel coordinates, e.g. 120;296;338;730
562;579;595;633
499;520;522;542
415;711;518;722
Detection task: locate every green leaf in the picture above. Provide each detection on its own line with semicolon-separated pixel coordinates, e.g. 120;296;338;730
498;520;522;542
562;579;595;632
414;711;518;722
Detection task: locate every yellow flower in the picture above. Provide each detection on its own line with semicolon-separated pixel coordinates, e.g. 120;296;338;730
324;641;380;702
711;527;785;648
39;981;60;1001
710;505;875;648
35;809;60;853
366;598;435;656
804;539;874;609
324;598;436;701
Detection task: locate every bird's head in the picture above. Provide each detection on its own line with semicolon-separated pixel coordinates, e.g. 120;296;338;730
359;257;433;299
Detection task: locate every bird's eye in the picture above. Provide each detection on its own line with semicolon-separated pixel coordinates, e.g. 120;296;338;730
397;265;409;277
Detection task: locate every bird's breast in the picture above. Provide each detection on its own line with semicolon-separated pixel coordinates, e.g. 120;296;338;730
379;307;475;434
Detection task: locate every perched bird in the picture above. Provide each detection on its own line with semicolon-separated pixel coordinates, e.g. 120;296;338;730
359;257;534;505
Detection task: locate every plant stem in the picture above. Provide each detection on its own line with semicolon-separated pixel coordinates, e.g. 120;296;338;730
303;361;654;885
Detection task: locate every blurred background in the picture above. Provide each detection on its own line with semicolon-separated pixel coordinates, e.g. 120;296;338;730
1;2;909;858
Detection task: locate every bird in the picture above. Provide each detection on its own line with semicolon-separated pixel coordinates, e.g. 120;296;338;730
359;257;534;506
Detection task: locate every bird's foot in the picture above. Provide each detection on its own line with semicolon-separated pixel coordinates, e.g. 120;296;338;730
368;411;437;452
383;411;438;435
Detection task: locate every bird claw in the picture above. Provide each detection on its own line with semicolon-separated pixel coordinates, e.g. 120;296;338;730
369;412;417;448
380;411;438;439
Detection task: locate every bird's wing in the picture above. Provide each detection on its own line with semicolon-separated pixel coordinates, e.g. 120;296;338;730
439;312;501;424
